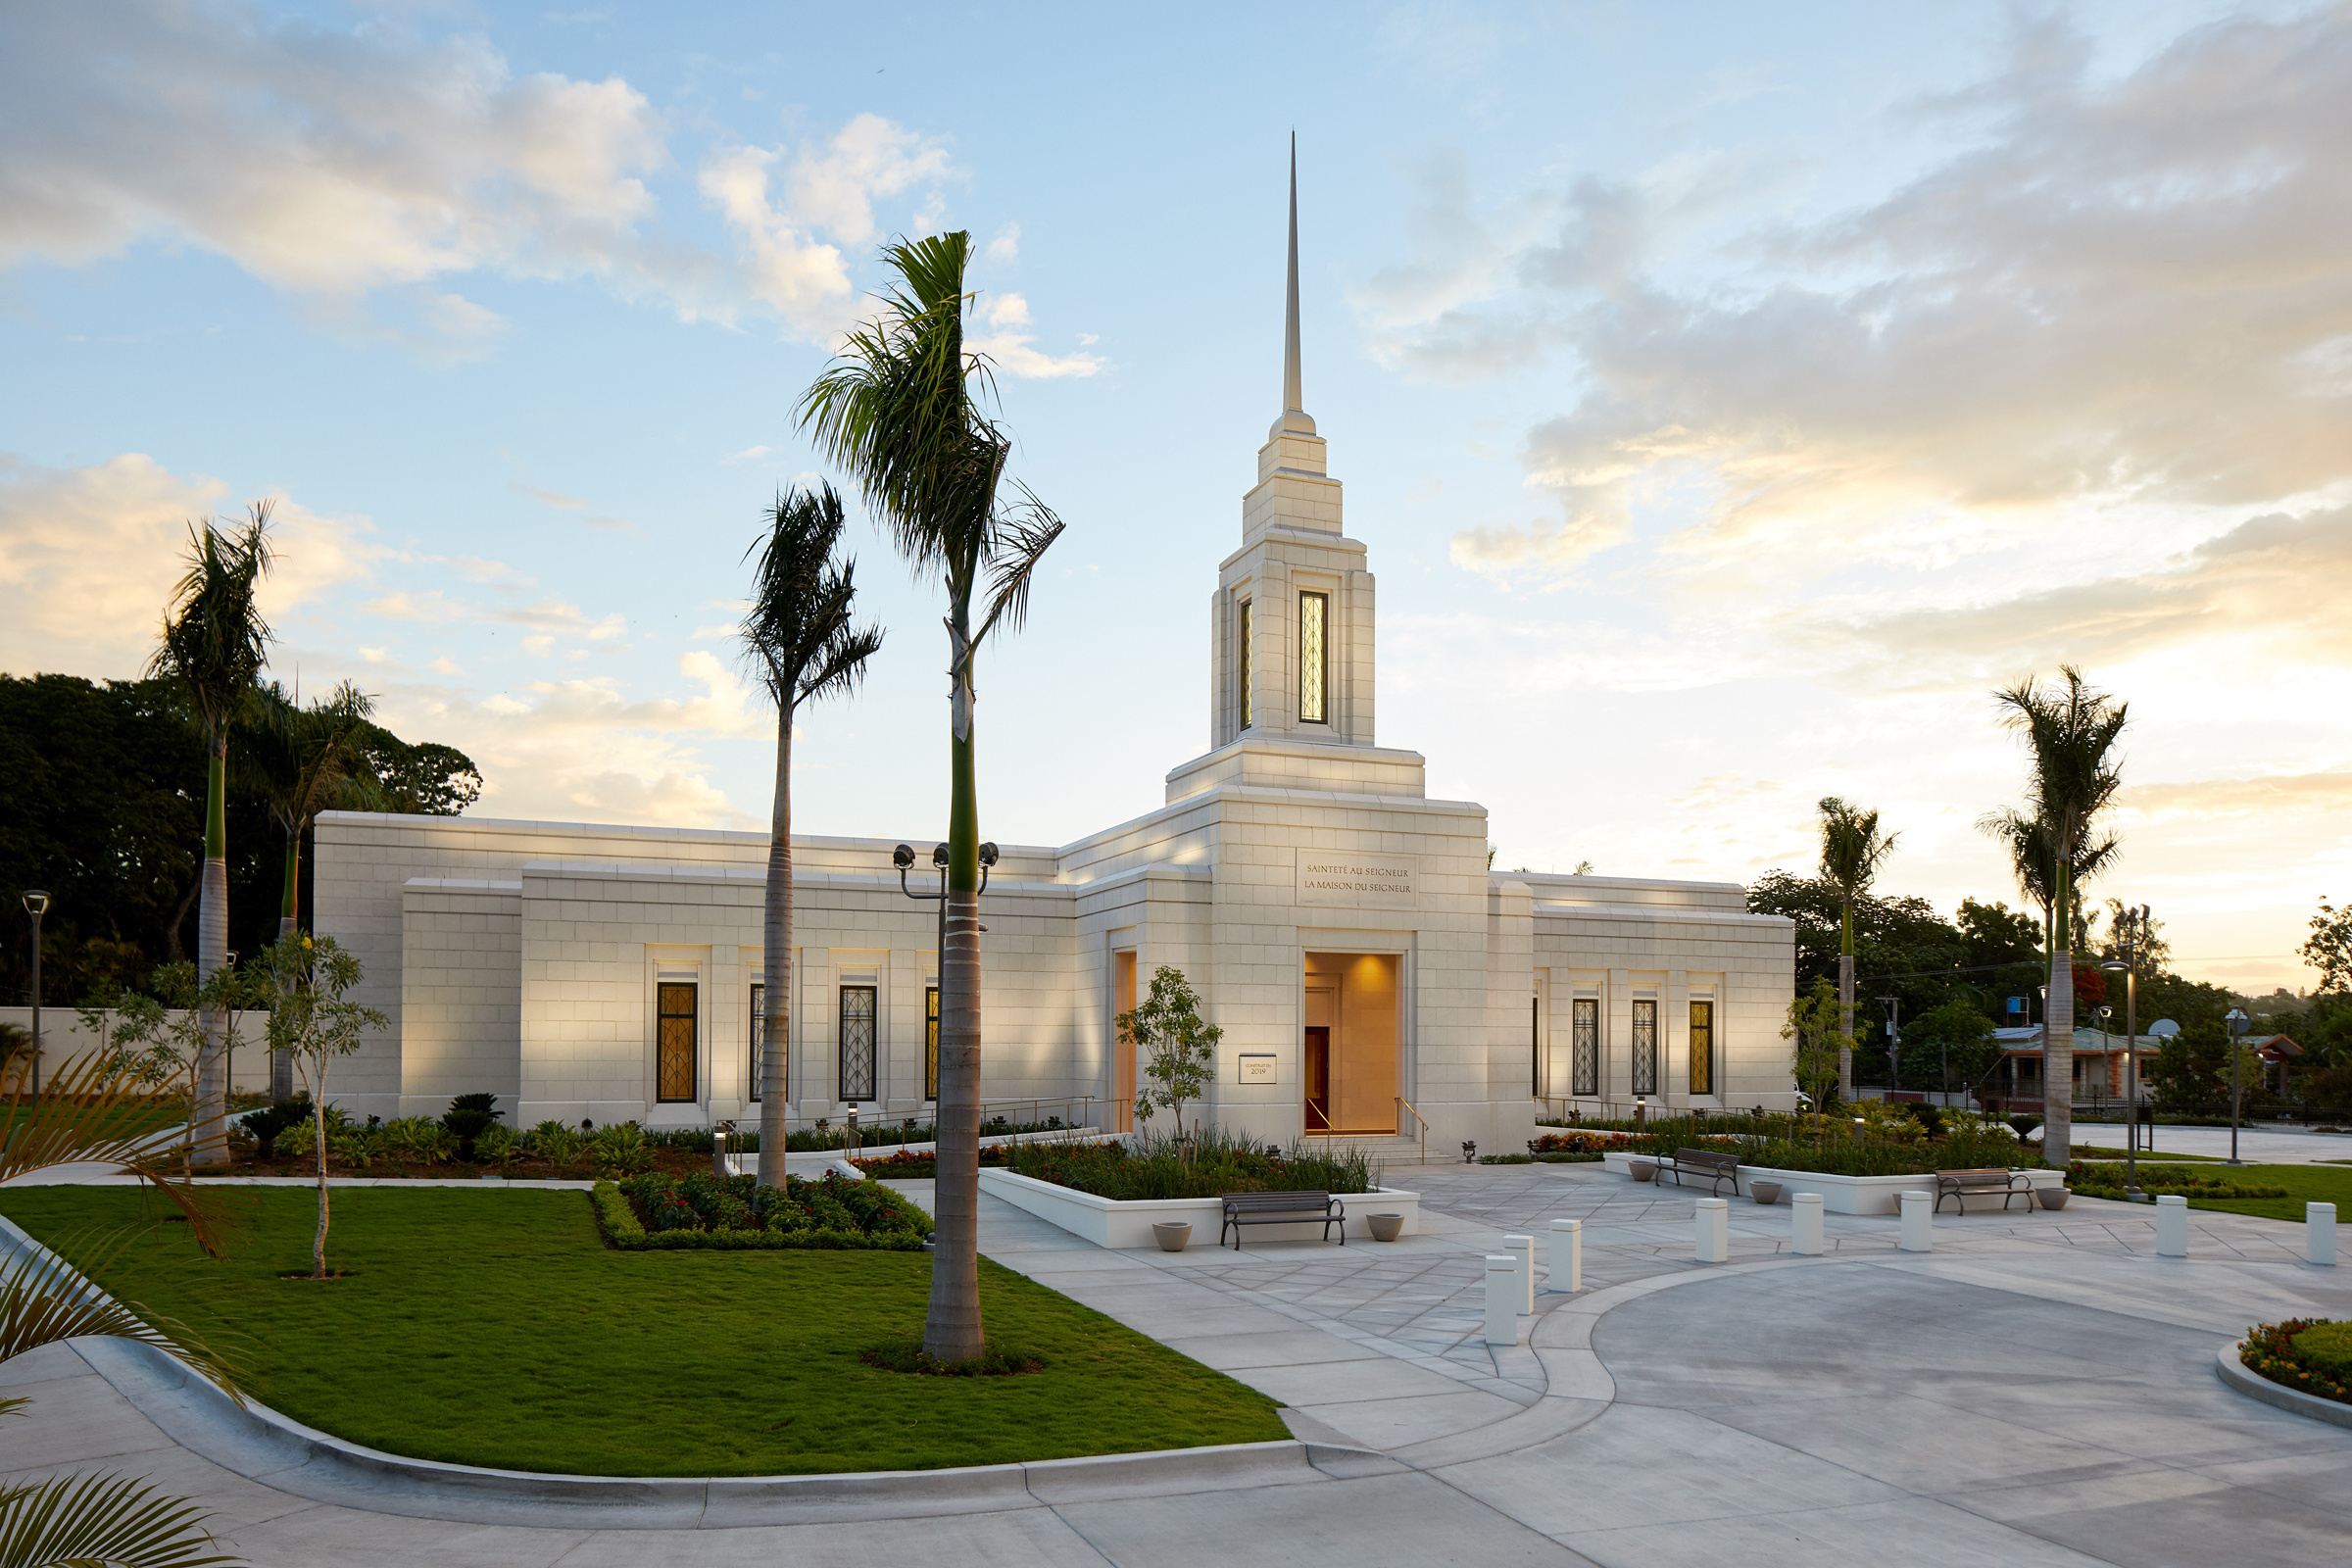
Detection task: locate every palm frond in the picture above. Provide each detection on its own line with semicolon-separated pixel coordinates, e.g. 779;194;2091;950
147;506;276;742
0;1473;237;1568
969;488;1064;653
739;485;884;714
1816;796;1899;904
0;1239;240;1401
0;1056;234;1255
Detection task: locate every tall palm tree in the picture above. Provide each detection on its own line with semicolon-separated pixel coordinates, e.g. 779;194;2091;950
149;505;274;1163
1817;797;1899;1101
1992;665;2128;1166
247;680;382;938
740;485;884;1188
798;231;1063;1360
1980;808;2121;969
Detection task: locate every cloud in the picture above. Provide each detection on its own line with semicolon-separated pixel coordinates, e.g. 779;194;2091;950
723;445;771;465
1388;10;2352;596
966;291;1105;380
987;221;1020;262
0;452;383;678
514;483;588;510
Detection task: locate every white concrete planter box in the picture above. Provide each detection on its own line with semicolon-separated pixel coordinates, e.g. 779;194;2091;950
977;1167;1419;1250
1601;1151;2063;1215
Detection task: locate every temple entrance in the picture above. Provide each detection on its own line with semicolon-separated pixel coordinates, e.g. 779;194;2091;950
1302;953;1398;1135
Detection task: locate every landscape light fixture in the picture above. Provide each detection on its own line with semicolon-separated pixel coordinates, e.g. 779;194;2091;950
1878;997;1901;1098
2225;1006;2251;1165
22;891;47;1104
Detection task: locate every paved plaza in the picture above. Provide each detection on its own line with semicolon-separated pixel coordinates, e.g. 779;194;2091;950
2;1161;2348;1565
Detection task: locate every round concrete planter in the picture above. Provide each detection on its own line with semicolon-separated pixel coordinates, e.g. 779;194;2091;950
2037;1189;2070;1210
1367;1213;1404;1243
1750;1181;1783;1205
1628;1159;1657;1183
1152;1222;1192;1253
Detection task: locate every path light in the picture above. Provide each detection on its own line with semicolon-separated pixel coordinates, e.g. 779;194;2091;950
2226;1007;2250;1165
21;891;47;1104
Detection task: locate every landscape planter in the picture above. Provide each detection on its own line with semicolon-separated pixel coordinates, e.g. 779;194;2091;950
1367;1213;1405;1243
1750;1181;1783;1205
1628;1159;1658;1183
1601;1152;2063;1214
976;1167;1419;1249
1152;1222;1192;1252
2037;1188;2070;1210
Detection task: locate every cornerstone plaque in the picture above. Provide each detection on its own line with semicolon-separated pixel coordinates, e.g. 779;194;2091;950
1295;850;1419;909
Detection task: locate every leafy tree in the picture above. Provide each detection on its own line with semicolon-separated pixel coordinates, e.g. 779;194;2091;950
1784;978;1861;1144
253;931;387;1278
1897;999;2000;1095
148;506;275;1162
353;726;482;816
1816;797;1899;1102
2145;1020;2260;1116
798;232;1065;1361
2304;895;2352;995
1116;966;1223;1139
740;485;883;1186
1991;666;2129;1166
107;962;254;1175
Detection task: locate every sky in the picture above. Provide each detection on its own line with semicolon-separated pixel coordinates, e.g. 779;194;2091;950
2;0;2347;996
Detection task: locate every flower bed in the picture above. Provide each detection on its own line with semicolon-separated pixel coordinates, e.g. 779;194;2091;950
1004;1130;1377;1201
2066;1162;2289;1202
592;1171;930;1251
2241;1319;2352;1405
849;1147;1010;1181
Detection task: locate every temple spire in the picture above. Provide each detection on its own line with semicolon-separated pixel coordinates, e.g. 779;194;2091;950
1284;132;1302;416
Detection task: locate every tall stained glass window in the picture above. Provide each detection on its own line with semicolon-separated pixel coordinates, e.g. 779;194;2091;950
1298;591;1328;723
1238;599;1253;729
1572;998;1599;1096
749;982;763;1102
656;982;697;1102
924;985;940;1101
838;986;877;1102
1689;999;1714;1097
1632;999;1659;1096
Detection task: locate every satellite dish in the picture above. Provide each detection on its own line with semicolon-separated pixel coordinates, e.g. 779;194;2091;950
2148;1019;2180;1039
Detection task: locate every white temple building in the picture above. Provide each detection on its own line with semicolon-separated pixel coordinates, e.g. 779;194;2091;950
314;165;1797;1154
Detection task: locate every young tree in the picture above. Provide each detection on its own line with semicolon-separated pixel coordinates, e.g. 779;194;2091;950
110;962;249;1176
798;231;1064;1361
149;504;274;1163
740;485;884;1187
1783;978;1859;1147
254;932;386;1279
1816;798;1898;1102
1992;667;2129;1166
1116;966;1223;1141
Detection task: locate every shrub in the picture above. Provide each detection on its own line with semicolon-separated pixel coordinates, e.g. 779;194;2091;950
2242;1319;2352;1405
595;1172;931;1251
2291;1321;2352;1386
383;1116;455;1164
1005;1126;1379;1201
592;1122;653;1178
2065;1162;2289;1201
330;1129;384;1169
473;1124;520;1164
238;1099;313;1158
528;1121;586;1167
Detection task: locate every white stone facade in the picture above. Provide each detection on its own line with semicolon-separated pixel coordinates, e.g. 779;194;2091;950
313;194;1795;1150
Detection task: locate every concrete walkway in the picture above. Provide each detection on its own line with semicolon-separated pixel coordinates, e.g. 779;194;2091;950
3;1164;2348;1565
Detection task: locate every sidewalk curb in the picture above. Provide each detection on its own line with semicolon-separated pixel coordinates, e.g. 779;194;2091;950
2214;1342;2352;1432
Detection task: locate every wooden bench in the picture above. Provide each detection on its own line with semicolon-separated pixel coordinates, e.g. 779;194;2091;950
1655;1148;1740;1197
1220;1190;1346;1250
1935;1167;2034;1214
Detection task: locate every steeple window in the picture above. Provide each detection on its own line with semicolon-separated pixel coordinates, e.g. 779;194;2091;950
1298;591;1328;723
1238;598;1253;730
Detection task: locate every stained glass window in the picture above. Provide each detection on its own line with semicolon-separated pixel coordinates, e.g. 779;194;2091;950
839;985;877;1102
1572;998;1599;1096
924;985;940;1102
1238;599;1253;729
1298;591;1328;723
1689;999;1714;1097
1632;999;1659;1096
656;982;697;1102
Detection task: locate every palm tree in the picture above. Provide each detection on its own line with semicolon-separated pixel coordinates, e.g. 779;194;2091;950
798;232;1063;1360
740;485;884;1188
149;505;274;1163
1979;808;2121;967
247;680;382;939
1992;666;2128;1166
1817;797;1899;1102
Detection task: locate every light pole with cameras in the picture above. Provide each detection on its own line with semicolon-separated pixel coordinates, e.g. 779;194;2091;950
894;840;997;1116
22;891;48;1104
2226;1005;2250;1165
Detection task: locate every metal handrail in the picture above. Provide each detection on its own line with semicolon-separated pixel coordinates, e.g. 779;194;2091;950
1396;1095;1429;1165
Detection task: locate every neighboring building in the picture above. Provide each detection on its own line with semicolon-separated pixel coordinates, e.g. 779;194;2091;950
1984;1025;2162;1110
312;167;1797;1155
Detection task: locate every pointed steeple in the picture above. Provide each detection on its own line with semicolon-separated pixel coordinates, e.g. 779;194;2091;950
1271;135;1316;442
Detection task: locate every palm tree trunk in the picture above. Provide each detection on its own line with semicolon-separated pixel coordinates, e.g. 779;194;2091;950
193;735;230;1167
278;823;300;939
2044;861;2075;1165
924;617;986;1361
1838;905;1855;1102
757;713;794;1187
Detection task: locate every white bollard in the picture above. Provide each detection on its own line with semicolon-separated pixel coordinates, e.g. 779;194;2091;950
2155;1193;2188;1256
1547;1218;1583;1295
1695;1197;1730;1263
1484;1254;1519;1346
1791;1192;1826;1256
1504;1233;1536;1314
1899;1190;1933;1252
2310;1202;2337;1267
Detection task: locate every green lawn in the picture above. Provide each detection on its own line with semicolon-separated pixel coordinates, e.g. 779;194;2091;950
0;1187;1287;1476
2179;1162;2352;1224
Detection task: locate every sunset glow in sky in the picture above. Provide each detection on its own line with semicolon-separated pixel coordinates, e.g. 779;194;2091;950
4;1;2347;994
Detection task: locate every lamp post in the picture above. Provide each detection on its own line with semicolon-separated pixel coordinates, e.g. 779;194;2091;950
2226;1006;2250;1165
893;839;994;1126
1878;996;1900;1100
2099;903;2149;1198
2096;1004;2112;1128
22;891;48;1104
